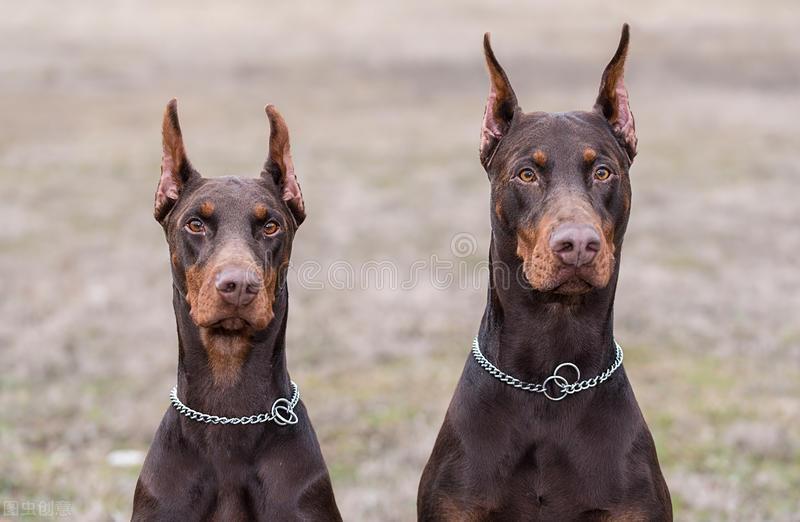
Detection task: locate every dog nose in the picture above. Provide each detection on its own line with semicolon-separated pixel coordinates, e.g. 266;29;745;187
549;224;601;267
214;266;261;307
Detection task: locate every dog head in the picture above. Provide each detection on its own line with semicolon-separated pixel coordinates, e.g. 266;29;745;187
481;25;636;296
154;100;304;338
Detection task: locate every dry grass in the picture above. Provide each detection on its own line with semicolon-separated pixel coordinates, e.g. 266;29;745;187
1;1;799;520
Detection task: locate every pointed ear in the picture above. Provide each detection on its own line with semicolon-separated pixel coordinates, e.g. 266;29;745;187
263;105;305;226
595;24;637;161
154;99;196;222
480;33;519;169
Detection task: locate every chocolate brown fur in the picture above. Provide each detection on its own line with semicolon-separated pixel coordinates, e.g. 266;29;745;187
134;100;341;521
419;25;671;521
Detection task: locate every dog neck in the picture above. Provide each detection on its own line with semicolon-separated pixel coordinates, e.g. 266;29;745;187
171;284;293;418
479;234;621;384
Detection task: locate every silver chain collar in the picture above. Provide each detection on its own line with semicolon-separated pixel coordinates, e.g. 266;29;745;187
169;381;300;426
471;337;623;401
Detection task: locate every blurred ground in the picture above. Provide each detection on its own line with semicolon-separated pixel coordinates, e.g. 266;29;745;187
1;0;799;520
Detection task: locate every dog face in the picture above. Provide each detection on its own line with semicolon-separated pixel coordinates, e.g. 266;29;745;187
154;100;305;337
480;25;636;296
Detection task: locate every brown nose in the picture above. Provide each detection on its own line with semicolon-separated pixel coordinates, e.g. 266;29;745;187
214;266;261;307
549;224;601;267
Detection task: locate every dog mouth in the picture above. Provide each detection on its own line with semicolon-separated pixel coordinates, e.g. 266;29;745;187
191;304;274;333
552;276;594;295
193;313;256;333
534;266;604;295
209;317;250;331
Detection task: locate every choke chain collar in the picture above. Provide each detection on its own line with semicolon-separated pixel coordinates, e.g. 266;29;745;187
169;381;300;426
471;337;623;401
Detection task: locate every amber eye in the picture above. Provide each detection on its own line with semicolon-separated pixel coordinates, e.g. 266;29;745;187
185;218;205;234
518;168;536;183
263;221;280;237
594;167;612;181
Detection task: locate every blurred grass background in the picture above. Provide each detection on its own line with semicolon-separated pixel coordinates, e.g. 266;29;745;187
1;0;799;520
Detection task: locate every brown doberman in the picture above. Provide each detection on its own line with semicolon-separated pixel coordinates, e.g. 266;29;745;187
132;100;342;521
418;25;672;521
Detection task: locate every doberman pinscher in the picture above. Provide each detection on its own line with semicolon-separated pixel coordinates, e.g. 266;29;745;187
132;100;342;521
418;25;672;521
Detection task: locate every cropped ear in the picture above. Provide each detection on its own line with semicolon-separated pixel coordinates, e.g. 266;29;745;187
480;33;519;169
594;24;637;161
154;99;197;222
263;105;305;226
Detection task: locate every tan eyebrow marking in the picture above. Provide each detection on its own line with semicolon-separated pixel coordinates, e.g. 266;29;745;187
532;149;547;167
254;203;269;220
583;148;597;163
199;201;215;217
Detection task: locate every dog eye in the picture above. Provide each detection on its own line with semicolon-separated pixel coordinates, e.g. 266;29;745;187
517;169;537;183
263;221;280;237
594;167;612;181
185;218;205;234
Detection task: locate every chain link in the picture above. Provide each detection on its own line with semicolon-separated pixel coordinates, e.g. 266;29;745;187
169;381;300;426
471;337;623;401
